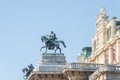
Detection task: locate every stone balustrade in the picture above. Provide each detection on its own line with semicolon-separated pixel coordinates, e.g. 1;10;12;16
32;71;61;74
89;65;120;80
37;63;105;74
29;63;120;80
105;65;120;72
36;63;105;74
64;63;104;71
62;63;104;80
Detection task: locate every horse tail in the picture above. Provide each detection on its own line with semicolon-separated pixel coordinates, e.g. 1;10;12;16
59;41;66;48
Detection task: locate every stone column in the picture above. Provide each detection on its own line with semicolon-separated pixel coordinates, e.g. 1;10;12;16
116;40;120;63
103;52;106;64
111;17;116;38
67;76;72;80
103;26;106;45
108;46;114;64
64;71;88;80
103;72;109;80
34;74;40;80
105;51;109;64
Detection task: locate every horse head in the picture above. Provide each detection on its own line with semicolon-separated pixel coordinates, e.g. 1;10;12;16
22;67;28;73
41;36;48;42
41;36;45;42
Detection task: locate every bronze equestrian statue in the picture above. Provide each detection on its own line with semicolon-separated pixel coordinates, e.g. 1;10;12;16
40;31;66;53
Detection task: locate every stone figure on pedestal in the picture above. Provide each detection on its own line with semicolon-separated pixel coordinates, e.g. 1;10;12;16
96;7;108;27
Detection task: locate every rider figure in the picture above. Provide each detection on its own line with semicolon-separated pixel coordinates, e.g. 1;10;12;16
28;64;34;72
49;31;57;41
47;31;57;49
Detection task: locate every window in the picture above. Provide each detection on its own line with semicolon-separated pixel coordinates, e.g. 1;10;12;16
107;27;111;40
116;25;120;31
94;40;96;52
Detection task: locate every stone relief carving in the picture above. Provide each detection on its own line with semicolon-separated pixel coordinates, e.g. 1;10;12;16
96;8;108;28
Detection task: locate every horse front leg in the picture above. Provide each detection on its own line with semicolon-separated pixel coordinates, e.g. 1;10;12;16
40;46;46;52
59;47;61;53
40;46;43;51
54;48;57;53
23;75;26;80
40;47;42;51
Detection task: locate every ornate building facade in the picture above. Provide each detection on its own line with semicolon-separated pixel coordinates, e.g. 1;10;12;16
27;8;120;80
89;8;120;65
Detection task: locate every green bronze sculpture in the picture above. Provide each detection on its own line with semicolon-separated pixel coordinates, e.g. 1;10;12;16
40;31;66;53
22;64;34;80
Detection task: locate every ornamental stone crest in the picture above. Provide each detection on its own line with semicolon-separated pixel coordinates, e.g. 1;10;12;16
96;7;108;27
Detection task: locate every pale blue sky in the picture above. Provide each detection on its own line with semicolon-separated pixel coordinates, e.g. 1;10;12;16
0;0;120;80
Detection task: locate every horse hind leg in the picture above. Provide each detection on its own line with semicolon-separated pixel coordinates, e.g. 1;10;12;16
54;48;57;53
45;47;47;53
59;48;61;53
55;47;61;53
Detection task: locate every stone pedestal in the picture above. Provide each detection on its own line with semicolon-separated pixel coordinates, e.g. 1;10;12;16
34;53;68;80
37;53;67;72
39;53;67;65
